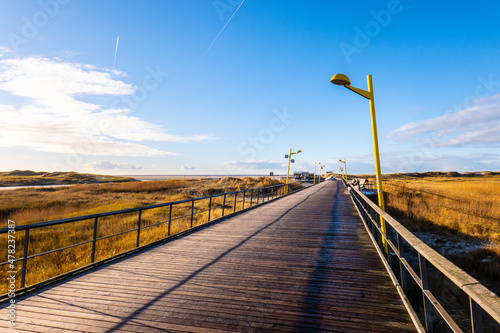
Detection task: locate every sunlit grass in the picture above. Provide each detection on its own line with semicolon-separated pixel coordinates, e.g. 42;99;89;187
0;176;298;294
380;175;500;244
0;170;134;187
361;173;500;295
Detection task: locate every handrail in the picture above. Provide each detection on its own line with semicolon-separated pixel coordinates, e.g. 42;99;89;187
0;183;289;233
0;181;303;300
348;185;500;332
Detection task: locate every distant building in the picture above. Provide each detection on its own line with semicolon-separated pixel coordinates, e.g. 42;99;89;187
293;171;314;181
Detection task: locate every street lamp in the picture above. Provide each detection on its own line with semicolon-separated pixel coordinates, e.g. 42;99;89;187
319;165;325;183
314;162;321;184
285;148;302;193
339;159;348;184
331;73;387;253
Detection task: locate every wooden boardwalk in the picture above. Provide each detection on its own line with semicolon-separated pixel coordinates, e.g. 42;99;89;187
1;180;416;332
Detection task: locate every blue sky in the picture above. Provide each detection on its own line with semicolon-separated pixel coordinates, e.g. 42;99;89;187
0;0;499;175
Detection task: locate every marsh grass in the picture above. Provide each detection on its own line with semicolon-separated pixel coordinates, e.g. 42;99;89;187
0;177;295;294
0;170;134;187
365;173;500;296
380;175;500;245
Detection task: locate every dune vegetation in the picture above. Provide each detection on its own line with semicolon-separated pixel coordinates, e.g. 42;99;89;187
0;176;297;295
0;170;135;187
358;172;500;294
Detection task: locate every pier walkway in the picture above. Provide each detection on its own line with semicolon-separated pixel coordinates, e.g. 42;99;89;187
1;180;416;332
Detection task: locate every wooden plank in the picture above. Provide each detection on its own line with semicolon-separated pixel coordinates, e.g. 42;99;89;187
0;181;417;332
16;301;409;333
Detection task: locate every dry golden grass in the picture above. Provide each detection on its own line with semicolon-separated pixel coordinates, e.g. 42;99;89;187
0;176;298;294
0;170;134;187
362;173;500;296
380;174;500;245
0;177;281;226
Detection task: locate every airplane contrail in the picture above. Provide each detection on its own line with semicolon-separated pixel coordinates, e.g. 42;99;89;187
113;35;120;70
200;0;246;61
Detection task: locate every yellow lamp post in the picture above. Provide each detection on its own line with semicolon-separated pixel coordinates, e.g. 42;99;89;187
285;148;302;193
314;162;321;184
319;164;325;183
339;159;347;183
331;73;387;253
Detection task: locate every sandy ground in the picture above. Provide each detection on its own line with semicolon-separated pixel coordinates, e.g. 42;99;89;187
414;231;491;256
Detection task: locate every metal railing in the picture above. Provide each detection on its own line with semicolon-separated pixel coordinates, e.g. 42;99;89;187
0;181;302;301
349;185;500;333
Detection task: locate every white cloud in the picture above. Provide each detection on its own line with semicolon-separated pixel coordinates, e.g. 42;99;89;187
0;46;12;57
224;160;284;170
345;151;500;174
0;55;216;156
181;164;195;170
84;161;143;171
386;93;500;147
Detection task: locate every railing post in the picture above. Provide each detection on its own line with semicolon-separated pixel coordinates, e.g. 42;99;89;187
20;229;29;288
167;204;172;236
136;210;142;248
190;200;194;228
386;226;393;267
371;215;378;239
222;194;226;216
234;192;237;213
91;217;98;263
470;298;483;333
419;254;433;333
242;191;246;209
374;209;383;249
250;189;253;206
397;233;408;294
256;189;260;204
208;197;212;222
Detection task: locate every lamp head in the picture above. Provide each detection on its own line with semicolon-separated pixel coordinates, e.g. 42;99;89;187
331;73;351;86
296;150;302;154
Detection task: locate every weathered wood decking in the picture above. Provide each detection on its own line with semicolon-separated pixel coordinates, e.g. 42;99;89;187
1;180;416;332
